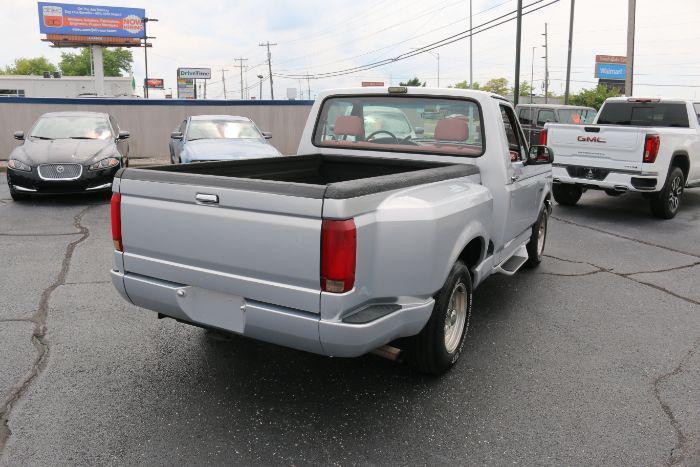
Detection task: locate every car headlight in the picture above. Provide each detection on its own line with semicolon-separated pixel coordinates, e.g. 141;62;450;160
88;157;119;171
8;159;31;171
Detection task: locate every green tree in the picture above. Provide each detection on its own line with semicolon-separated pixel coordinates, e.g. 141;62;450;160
59;48;133;77
569;85;621;110
481;77;509;96
451;80;480;90
399;77;426;87
513;81;534;97
1;56;57;75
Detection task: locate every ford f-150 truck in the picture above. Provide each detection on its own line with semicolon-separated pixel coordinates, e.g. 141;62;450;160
110;87;553;374
545;97;700;218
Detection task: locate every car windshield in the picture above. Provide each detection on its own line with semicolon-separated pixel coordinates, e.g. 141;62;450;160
314;96;484;157
558;108;597;124
30;115;112;140
187;120;261;140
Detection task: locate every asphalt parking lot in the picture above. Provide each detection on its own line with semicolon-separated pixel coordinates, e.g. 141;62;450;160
0;172;697;465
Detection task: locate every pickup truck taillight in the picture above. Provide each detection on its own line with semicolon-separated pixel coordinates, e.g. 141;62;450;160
643;134;660;163
110;193;123;252
539;128;548;146
321;219;356;293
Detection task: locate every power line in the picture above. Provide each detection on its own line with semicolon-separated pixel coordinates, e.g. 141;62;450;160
274;0;559;80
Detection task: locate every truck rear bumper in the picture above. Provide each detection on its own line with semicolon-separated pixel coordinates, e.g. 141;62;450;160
552;165;659;192
111;270;433;358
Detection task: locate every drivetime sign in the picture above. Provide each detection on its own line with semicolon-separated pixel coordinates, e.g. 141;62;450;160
177;68;212;79
38;2;146;38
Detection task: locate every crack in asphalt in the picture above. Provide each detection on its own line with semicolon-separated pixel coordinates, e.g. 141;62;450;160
551;215;700;259
652;341;698;466
0;205;94;454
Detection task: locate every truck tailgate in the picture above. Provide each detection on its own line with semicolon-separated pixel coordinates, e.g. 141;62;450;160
118;177;323;313
548;124;644;171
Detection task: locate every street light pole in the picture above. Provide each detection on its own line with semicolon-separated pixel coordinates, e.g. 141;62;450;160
257;74;263;100
513;0;523;105
564;0;575;104
625;0;636;96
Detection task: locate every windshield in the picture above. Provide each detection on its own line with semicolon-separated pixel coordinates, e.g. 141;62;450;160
558;108;597;124
597;102;689;127
30;115;112;140
314;96;484;157
187;119;261;140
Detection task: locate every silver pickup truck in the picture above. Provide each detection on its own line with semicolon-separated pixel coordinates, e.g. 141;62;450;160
110;87;553;374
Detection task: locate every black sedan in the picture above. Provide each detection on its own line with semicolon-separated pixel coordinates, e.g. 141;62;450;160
6;111;130;200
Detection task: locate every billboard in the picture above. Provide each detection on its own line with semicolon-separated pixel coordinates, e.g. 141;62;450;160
177;78;195;99
595;55;627;81
177;68;211;79
38;2;145;38
144;78;164;89
362;81;385;87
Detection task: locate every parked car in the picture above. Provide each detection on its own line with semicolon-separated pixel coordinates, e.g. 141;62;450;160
516;104;596;146
6;111;130;200
110;87;553;375
169;115;280;163
545;97;700;218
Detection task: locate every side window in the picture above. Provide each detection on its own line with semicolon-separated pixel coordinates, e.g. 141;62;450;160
537;109;556;126
518;108;533;125
693;103;700;124
500;105;527;162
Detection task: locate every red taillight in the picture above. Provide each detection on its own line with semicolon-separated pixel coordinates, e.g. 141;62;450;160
110;193;123;251
539;128;548;146
320;219;356;293
643;134;660;163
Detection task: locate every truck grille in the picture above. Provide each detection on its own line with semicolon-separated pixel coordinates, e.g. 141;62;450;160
38;163;83;180
566;166;609;181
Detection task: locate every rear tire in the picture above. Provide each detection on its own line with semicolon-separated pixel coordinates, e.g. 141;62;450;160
650;166;684;219
409;261;472;375
526;207;548;268
553;184;583;206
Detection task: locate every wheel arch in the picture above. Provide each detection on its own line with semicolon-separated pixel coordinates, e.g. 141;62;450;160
671;151;690;181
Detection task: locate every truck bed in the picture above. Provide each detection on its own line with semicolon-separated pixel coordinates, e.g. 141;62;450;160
117;154;479;199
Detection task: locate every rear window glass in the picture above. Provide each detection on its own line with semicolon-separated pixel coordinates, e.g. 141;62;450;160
537;109;556;126
518;108;534;125
558;108;597;124
313;96;484;157
597;102;689;127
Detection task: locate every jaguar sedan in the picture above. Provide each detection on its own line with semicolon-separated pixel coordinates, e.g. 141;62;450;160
6;111;130;200
169;115;280;164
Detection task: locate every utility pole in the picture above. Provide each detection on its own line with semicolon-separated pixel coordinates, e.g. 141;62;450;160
513;0;523;105
257;74;263;100
204;80;207;99
542;22;549;104
233;57;248;99
469;0;473;88
530;46;535;104
625;0;636;96
220;68;228;99
306;73;311;100
564;0;575;104
259;41;277;99
142;17;158;98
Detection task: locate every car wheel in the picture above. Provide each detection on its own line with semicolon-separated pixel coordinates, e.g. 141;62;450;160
9;184;29;201
408;261;472;375
552;183;583;206
650;166;684;219
526;207;548;268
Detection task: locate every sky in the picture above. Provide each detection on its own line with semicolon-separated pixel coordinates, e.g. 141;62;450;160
0;0;698;99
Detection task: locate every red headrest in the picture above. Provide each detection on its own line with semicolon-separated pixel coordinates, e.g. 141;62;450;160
435;119;469;142
333;115;364;138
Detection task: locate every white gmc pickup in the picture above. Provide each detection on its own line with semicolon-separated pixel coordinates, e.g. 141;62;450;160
545;97;700;218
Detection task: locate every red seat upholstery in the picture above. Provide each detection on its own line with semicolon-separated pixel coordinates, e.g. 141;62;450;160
435;119;469;142
334;116;364;138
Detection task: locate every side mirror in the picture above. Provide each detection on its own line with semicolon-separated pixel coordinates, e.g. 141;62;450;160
170;131;184;140
414;126;425;135
262;131;272;140
527;145;554;164
13;131;24;141
117;131;130;140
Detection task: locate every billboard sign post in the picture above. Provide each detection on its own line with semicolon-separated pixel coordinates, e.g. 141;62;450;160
38;2;146;38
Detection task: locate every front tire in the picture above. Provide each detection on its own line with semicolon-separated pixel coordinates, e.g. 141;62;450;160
526;207;548;268
553;183;583;206
409;261;472;375
650;166;684;219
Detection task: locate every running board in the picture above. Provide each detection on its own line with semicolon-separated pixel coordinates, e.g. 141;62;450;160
494;245;529;276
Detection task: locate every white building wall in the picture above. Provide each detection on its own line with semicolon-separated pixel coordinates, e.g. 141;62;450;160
0;75;133;98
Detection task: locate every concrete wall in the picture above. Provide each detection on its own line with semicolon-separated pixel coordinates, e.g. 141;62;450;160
0;97;314;159
0;76;133;98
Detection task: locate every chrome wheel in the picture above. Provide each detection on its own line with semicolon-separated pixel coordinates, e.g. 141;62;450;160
444;282;467;354
668;175;683;213
537;212;547;256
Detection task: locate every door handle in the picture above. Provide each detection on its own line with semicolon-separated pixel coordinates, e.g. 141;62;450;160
195;193;219;204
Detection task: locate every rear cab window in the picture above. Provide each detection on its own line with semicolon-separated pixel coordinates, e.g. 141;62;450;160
537;109;556;126
313;95;485;157
518;107;534;125
597;101;689;127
